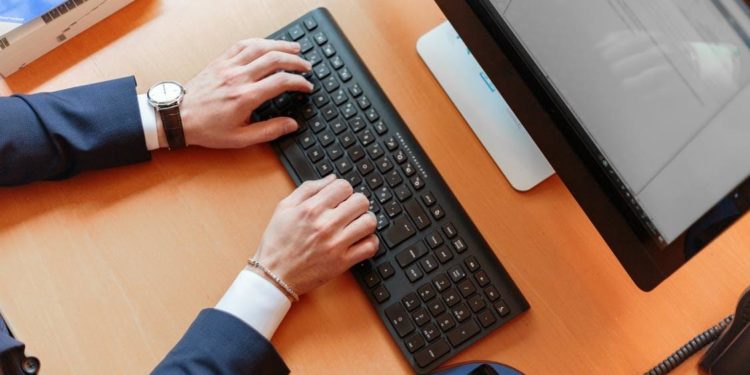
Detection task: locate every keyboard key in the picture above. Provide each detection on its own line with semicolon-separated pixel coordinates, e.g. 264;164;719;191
299;37;314;53
405;333;425;353
386;170;404;188
305;50;322;65
475;271;490;287
303;17;317;30
289;24;305;40
382;216;416;248
419;254;439;274
367;174;384;190
318;129;335;147
356;159;375;176
330;119;347;135
394;184;412;201
448;265;466;282
431;205;446;220
384;200;402;218
357;95;371;110
467;294;486;312
339;67;353;82
274;93;292;109
410;175;425;190
340;131;356;148
316;160;334;176
298;131;316;149
421;323;440;342
433;274;451;292
412;307;430;326
451;237;467;253
335;158;353;174
446;319;480;347
331;89;348;105
436;312;455;332
307;146;324;163
417;283;436;302
348;83;363;97
376;213;389;230
484;286;500;302
349;117;367;132
442;288;460;307
494;300;511;317
443;223;457;238
365;108;380;122
341;102;357;118
376;186;392;204
464;257;480;272
452;303;471;323
403;162;416;176
414;339;450;368
312;92;329;108
457;279;476;298
344;170;361;187
314;63;331;79
308;116;326;133
374;241;386;258
373;285;390;303
367;143;385;159
385;303;415;338
313;31;328;45
322;76;340;92
321;103;338;121
396;242;428;268
374;120;389;135
425;231;444;249
348;145;365;161
321;43;336;57
402;293;420;312
363;271;380;288
422;192;437;206
477;309;497;328
394;149;408;164
428;300;446;316
376;157;394;173
435;246;453;264
358;130;375;146
330;55;344;69
384;136;399;151
404;199;431;230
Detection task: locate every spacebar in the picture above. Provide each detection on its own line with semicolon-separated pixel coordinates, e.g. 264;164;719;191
279;138;319;183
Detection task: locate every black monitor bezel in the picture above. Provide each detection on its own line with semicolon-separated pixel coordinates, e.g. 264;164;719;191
435;0;750;290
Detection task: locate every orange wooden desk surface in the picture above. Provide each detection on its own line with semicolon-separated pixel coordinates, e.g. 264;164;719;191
1;1;749;374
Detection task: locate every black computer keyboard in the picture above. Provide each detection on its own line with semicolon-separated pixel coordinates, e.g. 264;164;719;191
254;8;529;374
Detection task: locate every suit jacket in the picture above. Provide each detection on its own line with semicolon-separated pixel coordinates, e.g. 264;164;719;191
0;77;289;374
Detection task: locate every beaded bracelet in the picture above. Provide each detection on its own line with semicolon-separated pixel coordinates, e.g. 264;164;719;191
247;258;300;302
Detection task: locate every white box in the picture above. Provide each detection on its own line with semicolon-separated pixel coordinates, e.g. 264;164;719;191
0;0;134;77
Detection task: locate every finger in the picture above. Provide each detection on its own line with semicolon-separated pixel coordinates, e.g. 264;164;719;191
329;192;369;227
245;50;312;81
306;178;353;210
248;72;313;107
231;116;299;147
229;38;301;65
345;235;380;266
336;211;377;248
283;175;337;206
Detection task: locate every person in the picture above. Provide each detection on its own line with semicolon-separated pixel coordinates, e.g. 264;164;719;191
0;38;378;375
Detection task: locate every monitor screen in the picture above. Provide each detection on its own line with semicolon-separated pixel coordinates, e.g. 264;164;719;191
437;0;750;289
487;0;750;245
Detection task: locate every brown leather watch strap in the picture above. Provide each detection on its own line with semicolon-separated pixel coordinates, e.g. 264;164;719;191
159;106;186;149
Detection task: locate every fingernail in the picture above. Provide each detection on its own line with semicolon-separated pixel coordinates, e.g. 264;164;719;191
288;119;299;130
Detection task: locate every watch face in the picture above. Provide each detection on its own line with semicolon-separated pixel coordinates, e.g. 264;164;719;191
148;81;183;105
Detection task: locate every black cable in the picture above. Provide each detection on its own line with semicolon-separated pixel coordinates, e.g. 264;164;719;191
644;315;734;375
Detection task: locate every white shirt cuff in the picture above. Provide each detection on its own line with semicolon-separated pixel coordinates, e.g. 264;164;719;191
137;94;160;150
215;269;292;340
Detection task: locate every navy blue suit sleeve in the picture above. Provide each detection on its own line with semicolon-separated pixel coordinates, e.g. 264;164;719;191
0;76;151;186
152;309;289;375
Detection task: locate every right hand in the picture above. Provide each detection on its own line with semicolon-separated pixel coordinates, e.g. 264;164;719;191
252;175;379;297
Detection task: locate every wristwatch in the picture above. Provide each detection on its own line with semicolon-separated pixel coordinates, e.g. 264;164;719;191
147;81;187;150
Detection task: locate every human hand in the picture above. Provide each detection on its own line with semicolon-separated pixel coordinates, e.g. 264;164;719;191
252;175;379;297
176;38;313;149
0;77;10;96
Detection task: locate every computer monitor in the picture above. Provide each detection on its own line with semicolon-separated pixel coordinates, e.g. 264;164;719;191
436;0;750;290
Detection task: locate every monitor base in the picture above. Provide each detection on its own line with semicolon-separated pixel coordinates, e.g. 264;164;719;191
417;21;553;191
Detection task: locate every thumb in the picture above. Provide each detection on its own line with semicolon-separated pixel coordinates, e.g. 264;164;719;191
235;116;299;147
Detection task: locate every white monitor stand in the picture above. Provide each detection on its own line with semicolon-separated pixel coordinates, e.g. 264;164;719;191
417;21;554;192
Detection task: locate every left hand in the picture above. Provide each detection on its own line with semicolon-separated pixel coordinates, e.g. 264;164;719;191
0;77;10;96
177;38;313;149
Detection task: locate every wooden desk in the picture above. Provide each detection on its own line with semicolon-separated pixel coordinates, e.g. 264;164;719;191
2;1;749;374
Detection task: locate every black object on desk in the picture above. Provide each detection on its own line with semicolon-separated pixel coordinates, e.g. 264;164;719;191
253;8;529;374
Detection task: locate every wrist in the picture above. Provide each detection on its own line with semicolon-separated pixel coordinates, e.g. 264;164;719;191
245;265;297;303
